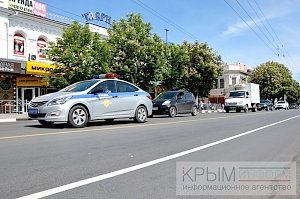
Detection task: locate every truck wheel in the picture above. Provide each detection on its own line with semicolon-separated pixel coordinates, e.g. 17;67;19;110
252;107;257;112
68;105;89;128
236;109;241;113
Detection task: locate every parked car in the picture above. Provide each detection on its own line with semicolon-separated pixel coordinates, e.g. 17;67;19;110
289;103;299;109
28;73;153;128
274;100;289;110
152;90;198;117
257;99;274;111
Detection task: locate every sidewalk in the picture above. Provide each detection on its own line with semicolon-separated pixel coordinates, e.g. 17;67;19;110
0;113;29;122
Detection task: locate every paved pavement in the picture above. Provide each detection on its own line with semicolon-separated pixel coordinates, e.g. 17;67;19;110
0;110;299;198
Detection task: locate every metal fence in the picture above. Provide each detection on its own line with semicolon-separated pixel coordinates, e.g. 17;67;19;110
0;100;28;114
199;103;224;112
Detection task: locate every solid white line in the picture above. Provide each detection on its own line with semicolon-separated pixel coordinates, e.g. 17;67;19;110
17;114;300;199
0;118;16;123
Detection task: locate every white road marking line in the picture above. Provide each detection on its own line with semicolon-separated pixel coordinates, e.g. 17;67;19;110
17;114;300;199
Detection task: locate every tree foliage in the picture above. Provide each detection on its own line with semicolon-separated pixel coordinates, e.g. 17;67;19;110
183;41;223;97
107;13;167;90
250;61;300;101
47;21;111;89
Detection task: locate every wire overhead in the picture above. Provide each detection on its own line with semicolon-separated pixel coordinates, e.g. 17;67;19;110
223;0;295;69
131;0;199;41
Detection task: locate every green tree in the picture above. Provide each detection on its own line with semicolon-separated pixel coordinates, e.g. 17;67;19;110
183;41;223;97
163;43;189;89
250;61;299;101
47;21;111;89
108;13;167;90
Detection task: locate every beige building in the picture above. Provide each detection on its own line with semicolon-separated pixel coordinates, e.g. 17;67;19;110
209;63;251;103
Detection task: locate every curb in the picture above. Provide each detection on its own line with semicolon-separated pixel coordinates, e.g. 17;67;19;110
200;110;225;114
0;118;17;123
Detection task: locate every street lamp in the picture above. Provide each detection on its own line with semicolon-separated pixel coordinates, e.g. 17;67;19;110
164;28;169;44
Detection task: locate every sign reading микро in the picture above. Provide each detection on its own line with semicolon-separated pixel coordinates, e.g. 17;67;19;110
0;59;22;74
82;11;112;25
8;0;47;17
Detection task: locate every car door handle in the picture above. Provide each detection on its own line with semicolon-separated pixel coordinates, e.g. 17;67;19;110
134;94;138;96
113;96;118;98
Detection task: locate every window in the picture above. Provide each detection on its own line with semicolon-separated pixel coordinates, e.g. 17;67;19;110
90;80;116;93
117;81;139;92
185;92;194;101
219;78;224;89
37;37;47;59
232;77;236;85
13;33;25;56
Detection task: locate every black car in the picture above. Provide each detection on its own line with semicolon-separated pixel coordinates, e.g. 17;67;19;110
257;99;274;111
152;90;198;117
289;103;299;109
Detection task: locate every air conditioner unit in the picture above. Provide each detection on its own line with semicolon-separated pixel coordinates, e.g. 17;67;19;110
28;54;36;61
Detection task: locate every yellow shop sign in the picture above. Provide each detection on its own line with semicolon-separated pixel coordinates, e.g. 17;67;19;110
16;76;49;87
26;61;56;75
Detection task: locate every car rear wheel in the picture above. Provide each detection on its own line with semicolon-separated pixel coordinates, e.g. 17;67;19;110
68;105;88;128
191;106;198;116
169;106;177;117
38;120;54;127
134;106;147;123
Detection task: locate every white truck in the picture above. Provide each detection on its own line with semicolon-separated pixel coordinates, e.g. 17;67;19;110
224;83;260;113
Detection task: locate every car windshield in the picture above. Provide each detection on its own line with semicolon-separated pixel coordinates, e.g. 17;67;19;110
60;79;99;92
229;91;245;98
155;92;178;100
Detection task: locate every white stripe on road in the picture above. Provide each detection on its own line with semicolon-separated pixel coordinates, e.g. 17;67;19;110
17;114;300;199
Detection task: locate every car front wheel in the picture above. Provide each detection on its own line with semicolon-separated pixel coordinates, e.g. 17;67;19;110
68;105;89;128
169;106;177;117
134;106;147;123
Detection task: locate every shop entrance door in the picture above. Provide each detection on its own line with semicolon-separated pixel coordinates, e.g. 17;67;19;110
20;88;38;113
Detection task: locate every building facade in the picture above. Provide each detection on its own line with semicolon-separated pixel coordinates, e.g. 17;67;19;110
0;0;109;113
209;63;251;104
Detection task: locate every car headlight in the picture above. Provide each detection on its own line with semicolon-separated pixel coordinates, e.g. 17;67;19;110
162;100;171;106
48;96;72;106
238;101;243;105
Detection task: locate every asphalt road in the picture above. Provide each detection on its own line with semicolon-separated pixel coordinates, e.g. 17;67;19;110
0;110;300;199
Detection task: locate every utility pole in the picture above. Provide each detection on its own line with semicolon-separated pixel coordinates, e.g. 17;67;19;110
164;28;169;44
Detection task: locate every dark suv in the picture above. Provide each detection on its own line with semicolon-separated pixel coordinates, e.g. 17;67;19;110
152;90;198;117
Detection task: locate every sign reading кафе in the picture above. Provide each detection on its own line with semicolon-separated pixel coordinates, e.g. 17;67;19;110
0;59;21;74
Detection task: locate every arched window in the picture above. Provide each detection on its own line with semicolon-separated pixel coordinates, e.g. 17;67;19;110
37;37;47;59
13;33;25;56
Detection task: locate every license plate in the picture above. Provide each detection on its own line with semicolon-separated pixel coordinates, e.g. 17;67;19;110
153;107;158;110
28;109;39;114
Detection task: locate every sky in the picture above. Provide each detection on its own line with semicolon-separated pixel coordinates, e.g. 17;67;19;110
39;0;300;82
